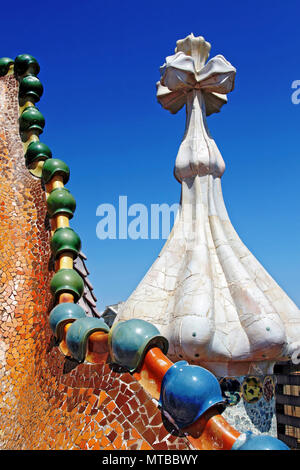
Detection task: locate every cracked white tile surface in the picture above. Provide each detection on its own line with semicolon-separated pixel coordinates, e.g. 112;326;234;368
117;34;300;376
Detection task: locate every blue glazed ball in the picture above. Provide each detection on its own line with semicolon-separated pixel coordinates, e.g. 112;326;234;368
159;361;225;429
237;434;290;450
49;302;86;340
109;319;168;373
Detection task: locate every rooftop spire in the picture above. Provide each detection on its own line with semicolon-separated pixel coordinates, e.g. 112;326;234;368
117;34;300;377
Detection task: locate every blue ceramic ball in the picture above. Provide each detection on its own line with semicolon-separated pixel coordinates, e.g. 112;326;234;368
236;434;290;450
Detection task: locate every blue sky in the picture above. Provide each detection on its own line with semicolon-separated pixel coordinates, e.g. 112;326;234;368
2;0;300;310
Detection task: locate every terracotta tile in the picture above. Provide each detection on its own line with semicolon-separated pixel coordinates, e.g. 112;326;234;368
100;436;110;447
95;410;104;423
140;441;153;450
107;400;116;412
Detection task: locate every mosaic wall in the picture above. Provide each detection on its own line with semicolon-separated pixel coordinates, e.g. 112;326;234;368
0;73;192;450
219;375;277;436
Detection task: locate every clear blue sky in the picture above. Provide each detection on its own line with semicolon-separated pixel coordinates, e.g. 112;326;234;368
2;0;300;310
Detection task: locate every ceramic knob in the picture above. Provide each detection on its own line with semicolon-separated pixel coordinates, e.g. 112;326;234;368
158;361;225;429
47;187;76;219
19;106;45;135
19;75;43;103
51;227;81;259
25;141;52;167
0;57;14;76
66;317;110;362
49;302;86;342
14;54;40;76
50;268;84;302
108;319;168;373
42;158;70;185
231;432;290;450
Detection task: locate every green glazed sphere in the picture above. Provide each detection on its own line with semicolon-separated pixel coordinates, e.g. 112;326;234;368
49;302;86;342
50;268;84;302
47;187;76;219
0;57;14;76
19;106;45;135
42;158;70;185
109;319;169;373
25;141;52;167
66;317;110;363
14;54;40;76
19;75;43;103
51;227;81;259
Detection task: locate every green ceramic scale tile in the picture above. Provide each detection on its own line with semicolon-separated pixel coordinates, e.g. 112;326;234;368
19;75;44;104
0;57;14;76
14;54;40;76
19;106;45;138
108;319;168;373
42;158;70;185
25;141;52;167
49;302;86;342
51;227;81;259
66;317;110;363
47;187;76;219
50;268;84;302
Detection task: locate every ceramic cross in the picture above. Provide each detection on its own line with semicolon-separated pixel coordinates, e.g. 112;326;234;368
117;34;300;377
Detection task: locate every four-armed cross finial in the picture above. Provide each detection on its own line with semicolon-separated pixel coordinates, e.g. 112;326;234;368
157;33;236;116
